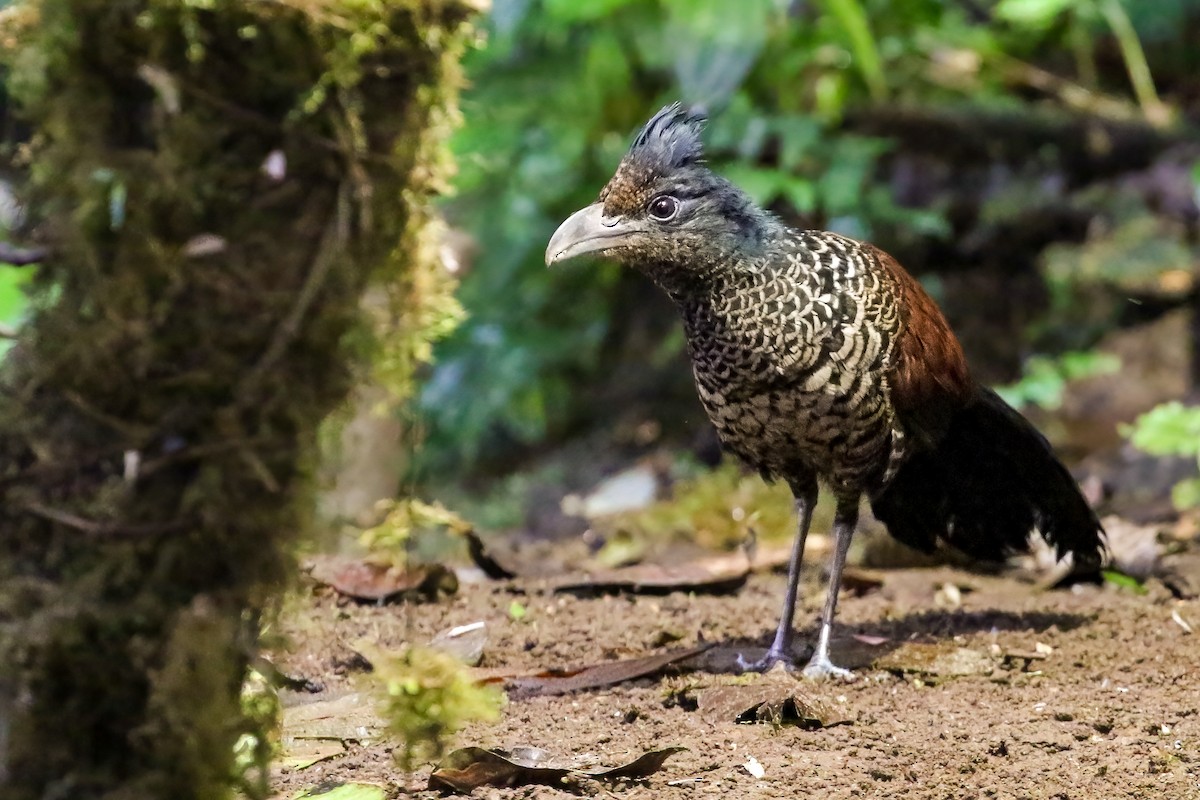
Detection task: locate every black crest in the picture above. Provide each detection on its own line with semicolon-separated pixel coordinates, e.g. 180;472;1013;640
625;102;707;172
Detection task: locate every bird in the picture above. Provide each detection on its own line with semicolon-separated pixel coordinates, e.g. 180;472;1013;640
545;103;1106;679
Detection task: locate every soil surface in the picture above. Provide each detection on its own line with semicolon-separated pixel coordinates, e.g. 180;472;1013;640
270;543;1200;799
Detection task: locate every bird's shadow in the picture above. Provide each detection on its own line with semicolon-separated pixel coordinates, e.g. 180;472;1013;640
690;608;1095;675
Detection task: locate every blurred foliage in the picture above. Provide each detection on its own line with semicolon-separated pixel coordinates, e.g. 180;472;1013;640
601;461;804;551
0;265;30;356
357;497;472;563
995;350;1120;409
1124;402;1200;509
367;643;505;772
234;667;281;799
421;0;1200;473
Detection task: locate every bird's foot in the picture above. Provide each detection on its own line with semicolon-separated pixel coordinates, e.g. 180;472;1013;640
800;654;856;681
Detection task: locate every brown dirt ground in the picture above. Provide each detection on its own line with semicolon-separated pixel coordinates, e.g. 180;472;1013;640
269;544;1200;800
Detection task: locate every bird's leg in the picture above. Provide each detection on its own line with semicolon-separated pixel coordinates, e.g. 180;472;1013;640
736;479;817;672
802;497;859;681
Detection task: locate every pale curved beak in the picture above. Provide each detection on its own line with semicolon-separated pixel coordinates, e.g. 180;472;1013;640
545;203;637;266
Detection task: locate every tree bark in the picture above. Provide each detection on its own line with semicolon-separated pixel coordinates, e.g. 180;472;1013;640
0;1;473;797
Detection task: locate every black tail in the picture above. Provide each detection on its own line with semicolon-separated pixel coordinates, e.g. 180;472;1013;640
871;387;1105;570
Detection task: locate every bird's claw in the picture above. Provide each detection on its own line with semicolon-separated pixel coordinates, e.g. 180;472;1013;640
800;656;856;682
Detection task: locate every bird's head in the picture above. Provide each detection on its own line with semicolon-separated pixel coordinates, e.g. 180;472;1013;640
545;103;774;286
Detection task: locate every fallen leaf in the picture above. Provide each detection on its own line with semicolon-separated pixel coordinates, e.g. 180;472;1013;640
476;644;711;700
551;554;751;596
585;747;689;779
840;567;886;596
1097;517;1163;578
430;621;488;666
464;530;517;580
306;555;456;602
428;745;687;794
697;675;851;729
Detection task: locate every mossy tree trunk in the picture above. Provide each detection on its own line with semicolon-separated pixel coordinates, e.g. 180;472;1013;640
0;1;473;797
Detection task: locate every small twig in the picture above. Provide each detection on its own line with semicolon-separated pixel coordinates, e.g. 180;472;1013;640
998;55;1142;122
1097;0;1170;127
239;446;281;493
22;502;187;538
138;435;275;477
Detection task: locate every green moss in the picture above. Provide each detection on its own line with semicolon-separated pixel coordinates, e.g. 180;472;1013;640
366;643;505;772
0;0;476;797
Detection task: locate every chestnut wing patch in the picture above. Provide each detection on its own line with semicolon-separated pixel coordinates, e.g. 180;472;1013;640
872;245;972;444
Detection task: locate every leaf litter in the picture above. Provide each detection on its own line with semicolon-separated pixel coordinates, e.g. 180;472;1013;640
306;555;457;602
475;643;713;699
689;668;853;729
427;744;688;793
467;527;816;596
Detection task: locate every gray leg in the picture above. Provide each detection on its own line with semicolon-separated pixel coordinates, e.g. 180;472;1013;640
802;497;858;681
737;479;817;671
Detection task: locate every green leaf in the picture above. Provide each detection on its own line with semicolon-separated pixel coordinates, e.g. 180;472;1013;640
996;351;1121;410
1058;351;1120;380
782;178;817;214
774;115;823;170
1125;402;1200;457
821;0;886;101
508;600;528;621
719;164;788;206
1171;477;1200;510
1101;569;1147;595
0;266;31;325
995;0;1081;28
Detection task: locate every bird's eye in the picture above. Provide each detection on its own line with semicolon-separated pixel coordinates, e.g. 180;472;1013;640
647;194;680;222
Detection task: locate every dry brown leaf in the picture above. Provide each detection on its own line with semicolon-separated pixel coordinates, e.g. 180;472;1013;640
428;745;687;794
475;644;711;700
550;557;750;595
306;555;456;602
464;529;518;580
695;671;852;729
